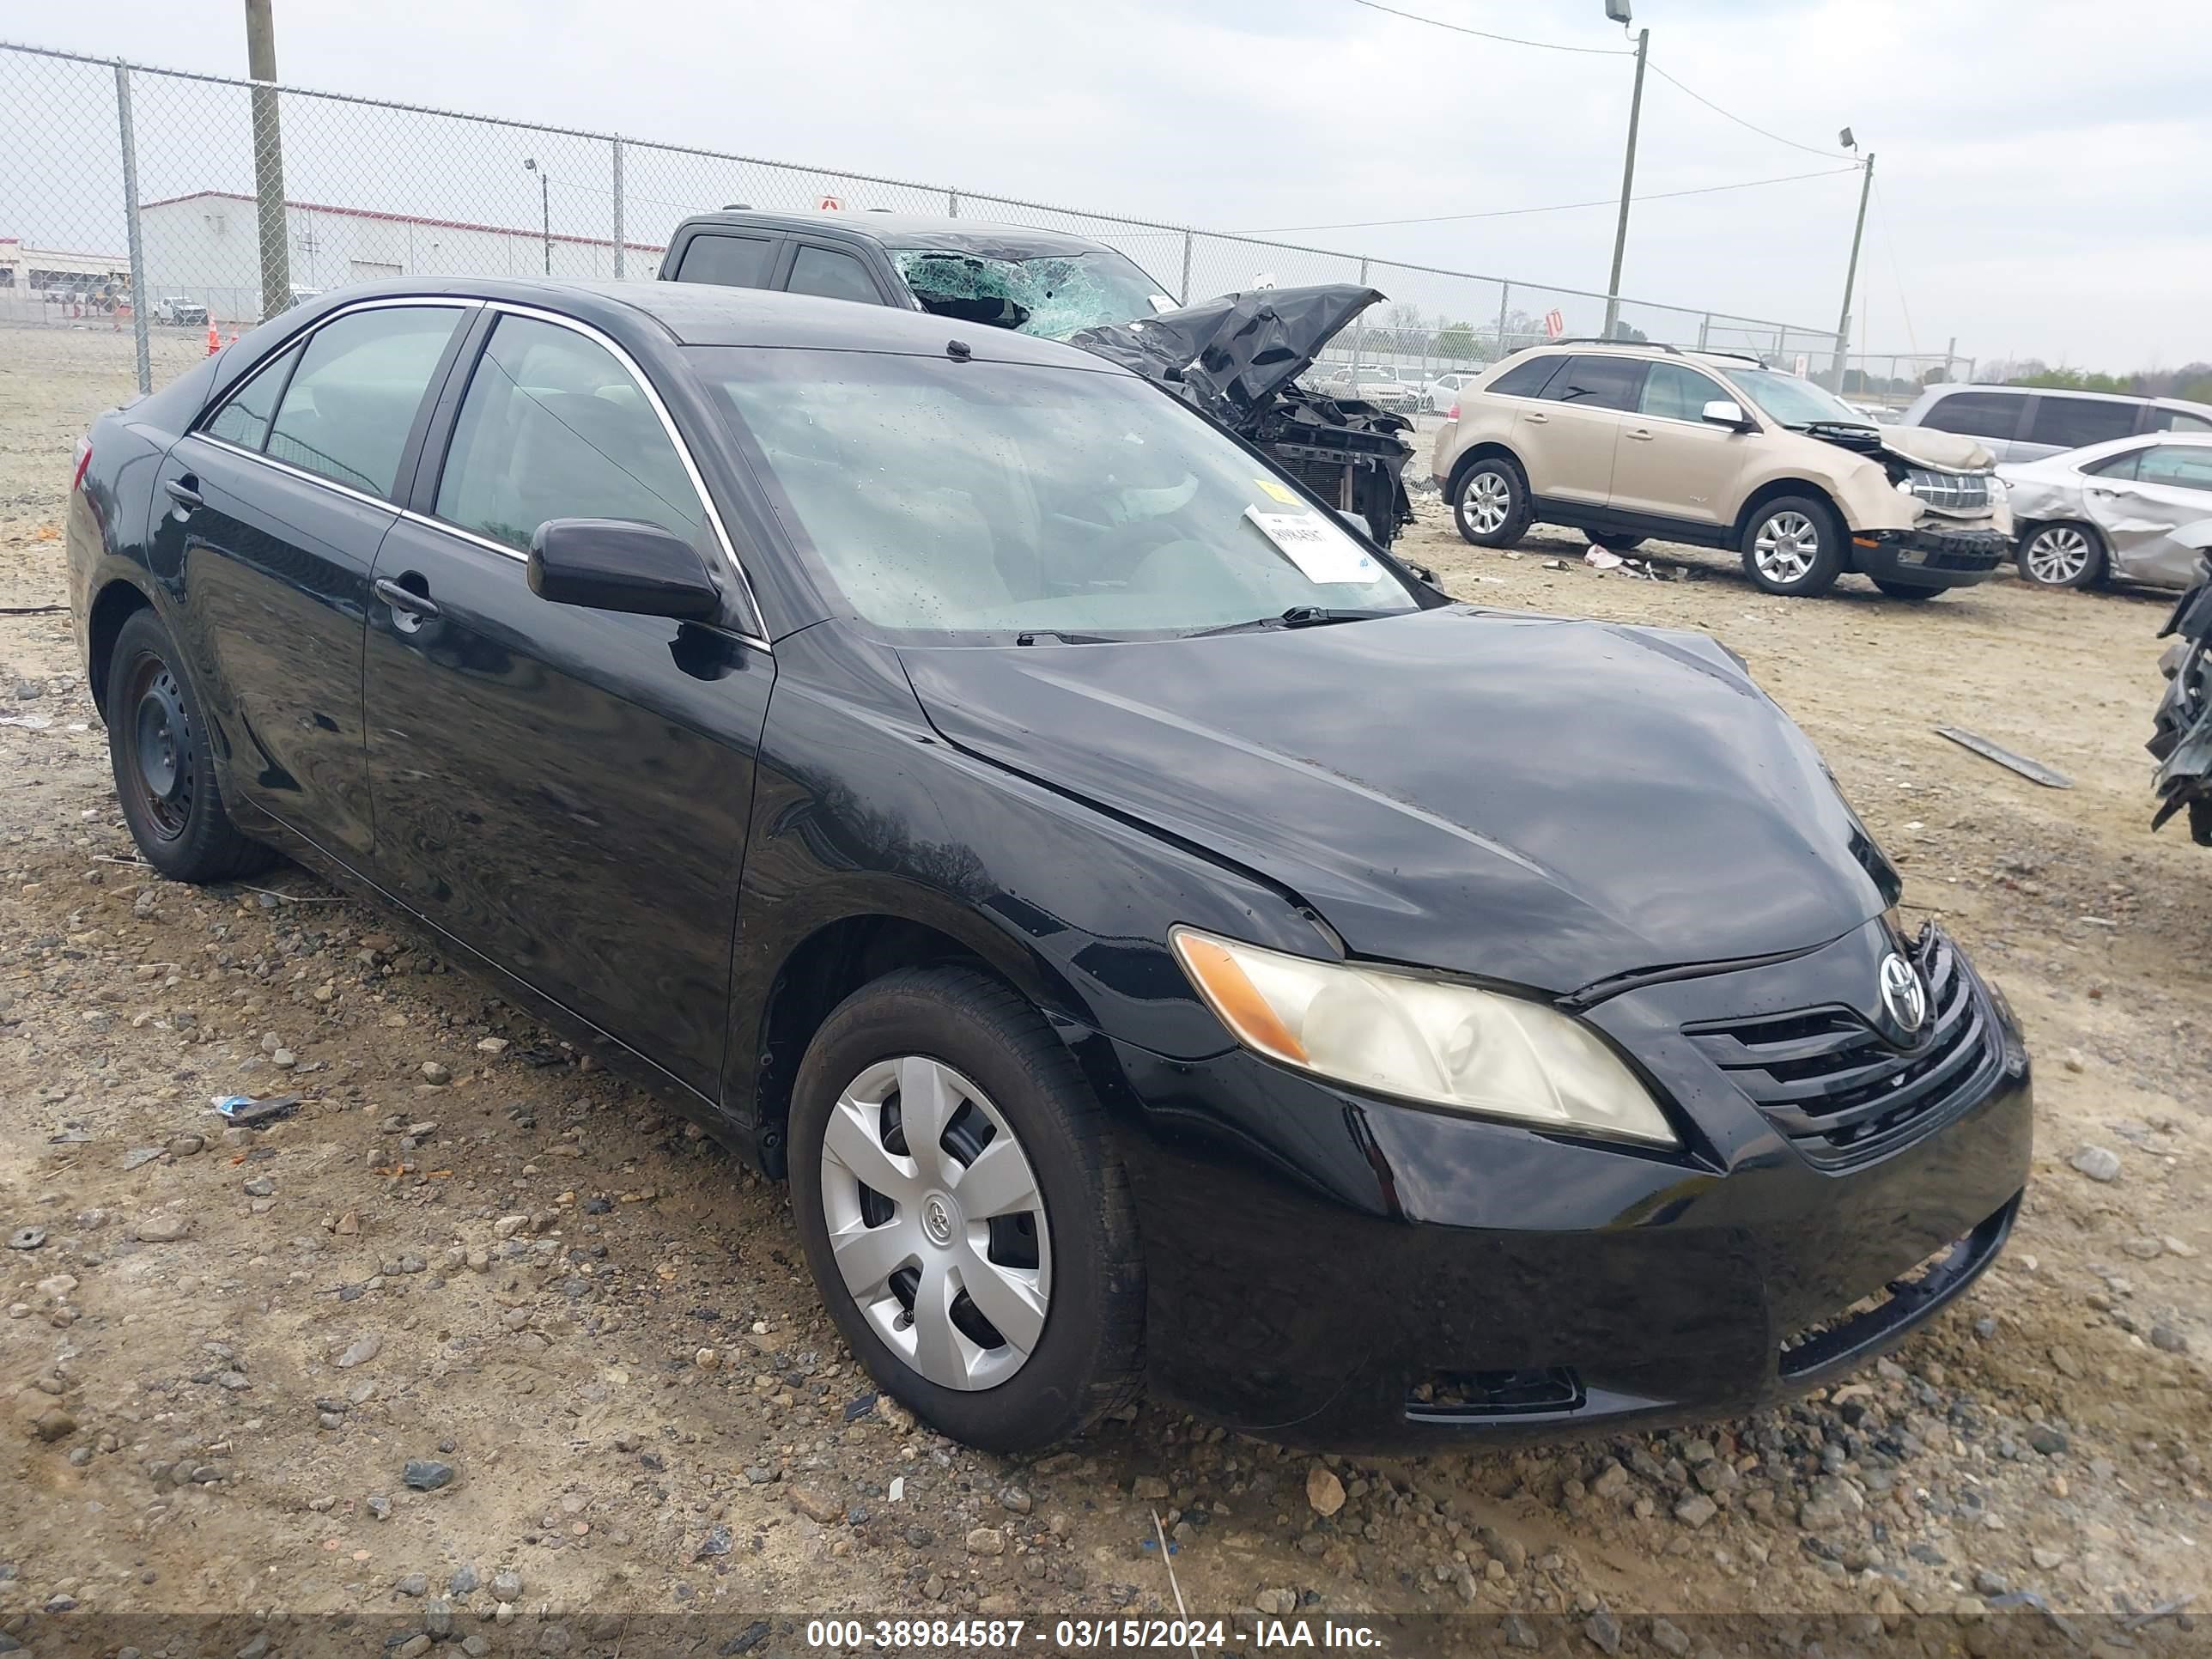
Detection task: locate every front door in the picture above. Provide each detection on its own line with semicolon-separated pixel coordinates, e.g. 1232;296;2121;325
148;301;471;862
1515;354;1644;506
1607;360;1749;527
362;309;773;1098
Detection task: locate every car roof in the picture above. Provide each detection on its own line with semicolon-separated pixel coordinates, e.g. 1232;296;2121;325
1502;342;1771;372
276;276;1116;368
673;209;1122;259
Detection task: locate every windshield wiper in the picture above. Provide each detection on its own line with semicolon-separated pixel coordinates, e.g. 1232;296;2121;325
1184;606;1391;638
1014;629;1116;646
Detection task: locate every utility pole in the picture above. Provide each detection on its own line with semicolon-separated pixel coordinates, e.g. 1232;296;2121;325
1829;145;1874;392
244;0;290;321
1602;25;1649;340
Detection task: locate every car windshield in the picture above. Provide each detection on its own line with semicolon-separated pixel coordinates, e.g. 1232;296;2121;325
692;348;1419;641
888;247;1168;340
1727;368;1869;428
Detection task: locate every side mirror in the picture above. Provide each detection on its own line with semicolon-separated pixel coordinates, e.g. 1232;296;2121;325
1702;399;1753;431
527;519;722;621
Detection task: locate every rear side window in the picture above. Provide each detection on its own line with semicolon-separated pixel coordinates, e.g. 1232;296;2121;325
1549;356;1646;412
2137;445;2212;493
1640;362;1728;422
2082;447;2143;481
675;233;777;289
434;314;707;553
1486;356;1563;399
2028;395;2140;451
264;307;462;498
1921;390;2025;441
787;245;882;304
204;341;303;449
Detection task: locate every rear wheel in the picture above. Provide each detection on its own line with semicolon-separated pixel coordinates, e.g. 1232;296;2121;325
1741;495;1843;597
788;967;1144;1452
1453;455;1533;547
2018;522;2106;588
106;608;276;884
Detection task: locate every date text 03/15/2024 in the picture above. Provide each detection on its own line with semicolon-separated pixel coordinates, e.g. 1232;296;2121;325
802;1618;1382;1649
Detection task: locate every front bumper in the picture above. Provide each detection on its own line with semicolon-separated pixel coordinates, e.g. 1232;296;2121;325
1850;525;2009;589
1091;921;2032;1452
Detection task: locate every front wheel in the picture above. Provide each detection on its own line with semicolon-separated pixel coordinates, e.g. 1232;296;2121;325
2018;522;2106;588
1453;455;1533;547
1740;495;1843;596
787;967;1144;1452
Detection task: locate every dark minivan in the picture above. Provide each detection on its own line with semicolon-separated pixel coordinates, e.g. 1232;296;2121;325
70;276;2031;1453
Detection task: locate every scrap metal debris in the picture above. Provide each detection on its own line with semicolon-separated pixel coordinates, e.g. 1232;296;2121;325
212;1092;301;1127
1936;726;2074;789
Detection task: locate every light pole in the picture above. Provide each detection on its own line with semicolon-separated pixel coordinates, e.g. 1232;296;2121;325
1601;1;1647;340
522;156;550;276
1830;129;1875;392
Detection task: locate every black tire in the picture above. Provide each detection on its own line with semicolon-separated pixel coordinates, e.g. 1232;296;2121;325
1740;494;1844;597
1588;532;1647;554
106;608;277;884
2016;521;2106;589
1872;579;1945;601
1453;453;1534;547
787;966;1144;1452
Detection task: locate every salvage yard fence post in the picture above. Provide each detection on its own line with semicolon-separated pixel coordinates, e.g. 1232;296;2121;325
611;136;625;277
113;58;150;395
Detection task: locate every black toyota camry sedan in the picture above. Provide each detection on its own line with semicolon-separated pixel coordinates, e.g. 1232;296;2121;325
68;277;2032;1453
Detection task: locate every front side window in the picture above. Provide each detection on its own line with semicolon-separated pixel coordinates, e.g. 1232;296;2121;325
787;245;882;304
1547;356;1645;412
2137;445;2212;493
2028;395;2139;451
1640;362;1728;422
696;348;1419;639
888;247;1167;339
435;315;707;553
204;341;304;449
2082;446;2144;481
1919;391;2025;441
2154;410;2212;434
264;306;463;497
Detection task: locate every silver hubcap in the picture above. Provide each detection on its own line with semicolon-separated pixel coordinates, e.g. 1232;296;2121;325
1753;510;1820;583
1462;469;1512;535
2025;526;2092;585
818;1055;1051;1391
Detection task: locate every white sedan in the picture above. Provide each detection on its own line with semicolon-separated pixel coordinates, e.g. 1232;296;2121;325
2001;432;2212;589
1422;371;1481;415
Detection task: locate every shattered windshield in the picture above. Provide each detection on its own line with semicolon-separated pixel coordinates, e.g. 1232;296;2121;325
692;346;1418;640
1728;368;1869;429
890;247;1168;340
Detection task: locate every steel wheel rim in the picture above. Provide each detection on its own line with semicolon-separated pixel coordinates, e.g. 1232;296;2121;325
818;1055;1051;1392
1462;470;1512;536
1753;510;1818;583
2026;526;2091;585
125;654;194;842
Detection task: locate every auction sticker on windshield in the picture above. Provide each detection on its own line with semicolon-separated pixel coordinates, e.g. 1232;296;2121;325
1243;506;1379;585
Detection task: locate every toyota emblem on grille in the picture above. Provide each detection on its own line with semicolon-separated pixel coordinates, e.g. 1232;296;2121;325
1879;952;1928;1035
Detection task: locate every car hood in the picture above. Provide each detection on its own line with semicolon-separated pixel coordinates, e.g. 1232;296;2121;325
1881;425;1992;471
1068;283;1383;428
898;607;1897;994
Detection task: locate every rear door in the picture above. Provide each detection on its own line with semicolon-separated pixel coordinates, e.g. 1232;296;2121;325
2082;442;2212;584
148;300;472;863
362;307;772;1098
667;229;784;290
2021;394;2142;463
1607;360;1747;527
1516;354;1644;505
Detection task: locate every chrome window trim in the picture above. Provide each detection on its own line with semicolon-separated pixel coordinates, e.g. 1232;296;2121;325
193;432;400;515
474;301;769;647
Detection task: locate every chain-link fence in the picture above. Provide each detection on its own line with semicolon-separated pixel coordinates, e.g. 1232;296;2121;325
3;38;1859;398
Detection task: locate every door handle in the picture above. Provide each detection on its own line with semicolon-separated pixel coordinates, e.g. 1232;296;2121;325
1526;412;1551;424
1626;428;1655;441
374;576;441;620
162;477;203;510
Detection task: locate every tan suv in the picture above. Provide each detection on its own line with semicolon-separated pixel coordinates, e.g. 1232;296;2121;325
1431;343;2013;599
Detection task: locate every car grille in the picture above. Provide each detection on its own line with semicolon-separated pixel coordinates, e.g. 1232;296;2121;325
1686;930;1999;1170
1905;467;1992;510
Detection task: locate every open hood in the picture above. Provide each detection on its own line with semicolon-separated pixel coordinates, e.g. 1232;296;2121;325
1875;424;1992;471
1068;284;1384;428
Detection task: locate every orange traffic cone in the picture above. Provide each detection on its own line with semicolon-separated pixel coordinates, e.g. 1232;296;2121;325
205;323;221;356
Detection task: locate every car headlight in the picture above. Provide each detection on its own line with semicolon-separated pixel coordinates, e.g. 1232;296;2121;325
1170;927;1678;1146
1895;477;1920;498
1984;475;2008;502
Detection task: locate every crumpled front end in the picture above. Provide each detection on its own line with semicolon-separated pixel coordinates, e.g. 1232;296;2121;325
2148;538;2212;840
1071;285;1414;547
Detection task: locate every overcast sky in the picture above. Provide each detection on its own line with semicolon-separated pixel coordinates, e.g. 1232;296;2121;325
13;0;2208;369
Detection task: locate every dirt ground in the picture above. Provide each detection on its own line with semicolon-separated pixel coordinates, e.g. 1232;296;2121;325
1;321;2208;1656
